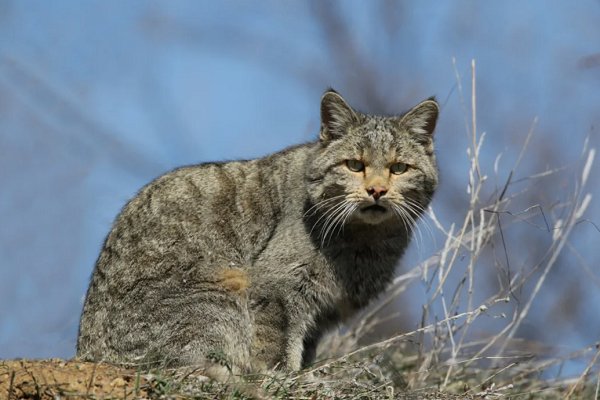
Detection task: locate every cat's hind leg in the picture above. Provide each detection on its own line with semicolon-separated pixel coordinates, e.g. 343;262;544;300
167;268;254;380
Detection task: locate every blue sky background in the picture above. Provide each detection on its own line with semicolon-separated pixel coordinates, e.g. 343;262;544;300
1;1;599;374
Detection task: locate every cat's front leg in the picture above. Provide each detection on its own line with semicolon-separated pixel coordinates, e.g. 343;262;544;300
252;301;309;371
282;299;315;371
283;321;308;371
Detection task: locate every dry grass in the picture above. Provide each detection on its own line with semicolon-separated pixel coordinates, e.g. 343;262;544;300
282;60;598;400
2;60;598;400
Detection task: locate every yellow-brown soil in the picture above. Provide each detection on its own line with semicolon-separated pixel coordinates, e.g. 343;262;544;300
0;358;192;400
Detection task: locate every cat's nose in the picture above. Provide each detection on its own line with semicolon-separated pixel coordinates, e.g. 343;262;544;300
366;186;388;200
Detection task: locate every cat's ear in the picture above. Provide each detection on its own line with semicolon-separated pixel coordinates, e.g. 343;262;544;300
397;97;439;154
320;89;359;141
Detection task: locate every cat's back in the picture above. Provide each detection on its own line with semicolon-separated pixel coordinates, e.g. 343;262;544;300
97;161;262;277
89;143;315;282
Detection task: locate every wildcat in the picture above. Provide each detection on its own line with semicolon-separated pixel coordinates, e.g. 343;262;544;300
77;89;440;379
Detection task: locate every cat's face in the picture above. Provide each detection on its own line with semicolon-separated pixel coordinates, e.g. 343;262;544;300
306;90;439;233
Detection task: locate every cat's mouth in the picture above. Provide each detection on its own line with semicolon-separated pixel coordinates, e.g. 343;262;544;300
361;204;387;213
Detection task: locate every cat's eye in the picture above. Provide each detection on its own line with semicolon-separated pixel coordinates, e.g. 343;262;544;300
390;162;408;175
346;160;365;172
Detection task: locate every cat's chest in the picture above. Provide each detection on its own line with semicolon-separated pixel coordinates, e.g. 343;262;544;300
251;222;405;304
299;247;402;327
329;245;401;297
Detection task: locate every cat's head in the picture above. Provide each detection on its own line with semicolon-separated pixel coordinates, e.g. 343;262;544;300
306;89;439;230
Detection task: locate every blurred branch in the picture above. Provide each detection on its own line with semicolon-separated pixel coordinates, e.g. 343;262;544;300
141;16;330;92
0;55;164;177
309;0;387;113
578;53;600;69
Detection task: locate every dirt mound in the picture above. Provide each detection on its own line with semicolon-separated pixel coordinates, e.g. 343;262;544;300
1;358;168;399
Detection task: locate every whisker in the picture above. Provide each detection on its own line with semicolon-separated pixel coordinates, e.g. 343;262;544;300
391;205;415;247
318;200;349;245
403;198;428;215
308;196;348;237
403;199;437;247
398;203;425;250
397;204;425;250
340;203;357;235
303;194;347;218
322;202;352;247
327;202;357;245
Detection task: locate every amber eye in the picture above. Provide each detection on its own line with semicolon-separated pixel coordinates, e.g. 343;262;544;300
390;162;408;175
346;160;365;172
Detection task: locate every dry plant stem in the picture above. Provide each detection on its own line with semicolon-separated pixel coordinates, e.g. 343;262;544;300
595;370;600;400
443;207;487;389
471;59;481;181
452;57;471;140
8;370;15;400
85;361;98;398
426;58;487;309
426;185;481;308
510;343;599;384
494;148;595;364
421;160;572;387
429;188;563;257
437;60;487;388
565;241;600;289
467;362;518;394
400;353;527;378
422;72;580;390
462;306;517;370
511;162;575;186
563;345;600;400
452;118;540;374
497;117;538;202
299;298;504;381
438;248;459;386
417;224;454;380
